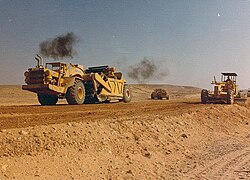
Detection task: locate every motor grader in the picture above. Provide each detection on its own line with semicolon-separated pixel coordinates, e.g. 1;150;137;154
201;72;247;104
22;55;132;105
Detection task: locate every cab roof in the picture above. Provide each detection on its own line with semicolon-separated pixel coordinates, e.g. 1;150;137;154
221;72;238;76
46;62;67;65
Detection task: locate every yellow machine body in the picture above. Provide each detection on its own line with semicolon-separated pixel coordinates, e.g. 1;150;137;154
201;73;246;104
22;62;84;95
22;57;131;105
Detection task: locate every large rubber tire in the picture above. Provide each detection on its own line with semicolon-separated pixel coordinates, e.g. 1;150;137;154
66;80;85;105
151;93;156;99
226;90;234;104
201;89;208;104
123;84;132;103
38;94;58;106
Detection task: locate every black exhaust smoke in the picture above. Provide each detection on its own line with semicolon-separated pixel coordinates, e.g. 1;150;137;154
39;32;79;60
127;58;168;83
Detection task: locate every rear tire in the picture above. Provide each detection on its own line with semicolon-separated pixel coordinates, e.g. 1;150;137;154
38;94;58;106
123;84;132;103
151;93;156;99
66;80;85;105
227;90;234;104
201;89;208;104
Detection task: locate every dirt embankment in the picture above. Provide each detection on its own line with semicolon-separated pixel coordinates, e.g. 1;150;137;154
0;85;249;179
0;102;250;179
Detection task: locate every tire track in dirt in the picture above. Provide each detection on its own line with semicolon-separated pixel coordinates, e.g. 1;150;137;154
184;147;250;180
227;158;250;179
216;150;250;180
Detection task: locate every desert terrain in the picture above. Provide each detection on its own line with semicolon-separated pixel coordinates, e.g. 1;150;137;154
0;85;249;179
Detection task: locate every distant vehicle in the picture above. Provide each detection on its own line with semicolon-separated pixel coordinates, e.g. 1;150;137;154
201;72;247;104
151;89;169;100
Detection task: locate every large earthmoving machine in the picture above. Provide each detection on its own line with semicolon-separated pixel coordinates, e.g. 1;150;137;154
151;89;169;100
22;55;132;105
201;72;247;104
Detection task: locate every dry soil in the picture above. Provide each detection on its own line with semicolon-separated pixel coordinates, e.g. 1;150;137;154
0;85;249;180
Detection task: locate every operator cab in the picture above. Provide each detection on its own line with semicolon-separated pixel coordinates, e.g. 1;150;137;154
46;62;67;72
221;72;237;83
221;73;238;92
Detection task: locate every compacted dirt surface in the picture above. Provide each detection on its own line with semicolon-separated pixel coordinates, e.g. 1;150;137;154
0;85;249;179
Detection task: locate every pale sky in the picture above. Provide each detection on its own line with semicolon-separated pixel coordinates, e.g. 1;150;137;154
0;0;250;89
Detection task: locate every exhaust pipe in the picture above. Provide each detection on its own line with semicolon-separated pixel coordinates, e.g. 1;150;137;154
35;56;40;67
35;54;44;67
37;54;43;66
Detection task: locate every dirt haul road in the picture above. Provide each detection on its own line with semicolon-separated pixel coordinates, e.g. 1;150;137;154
0;86;249;179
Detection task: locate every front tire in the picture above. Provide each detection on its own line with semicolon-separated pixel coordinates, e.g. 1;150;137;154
38;94;58;106
227;90;234;104
201;89;208;104
66;80;85;105
123;84;132;103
